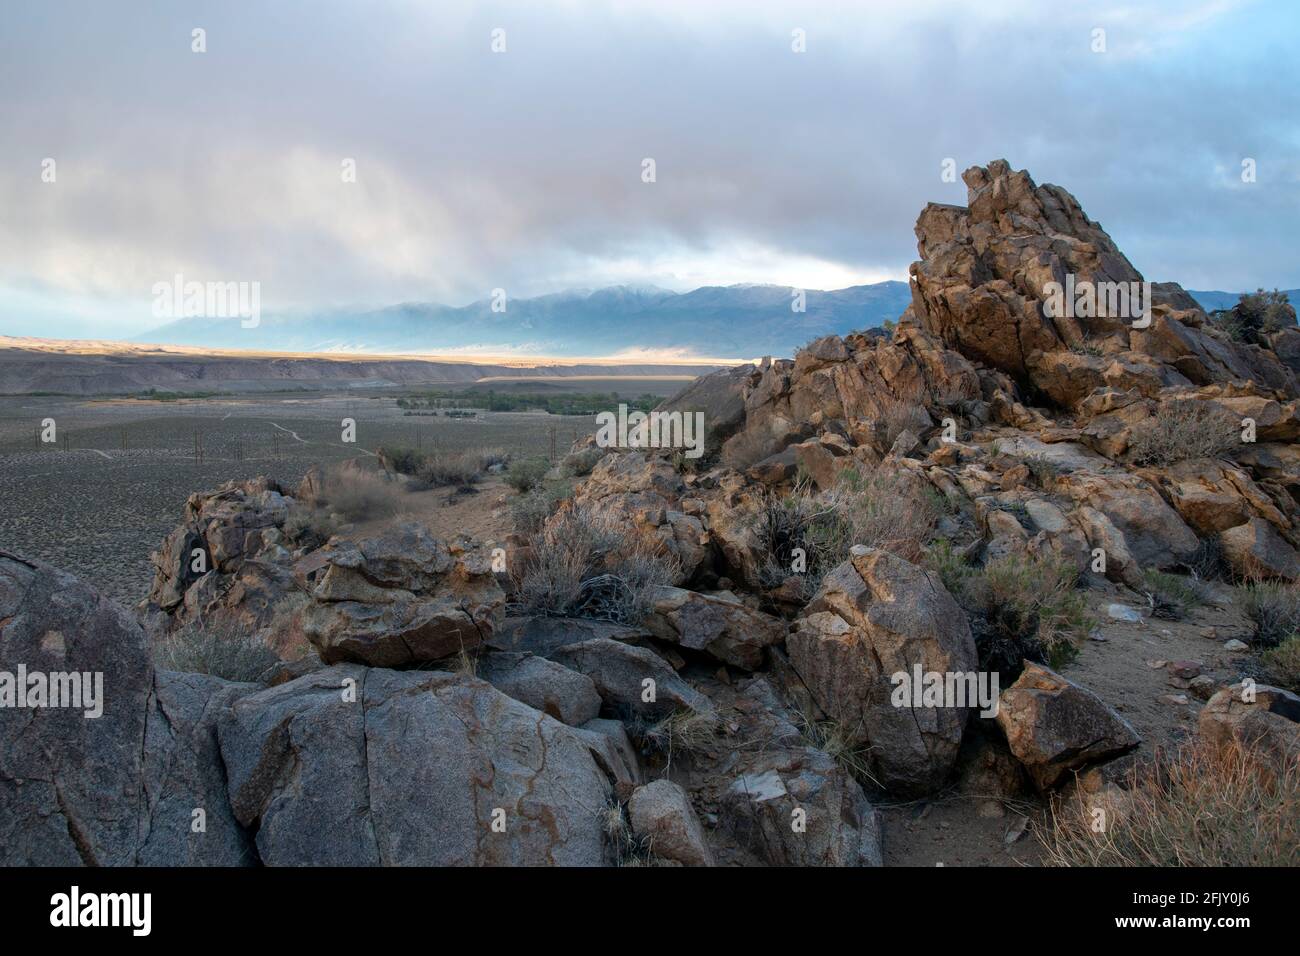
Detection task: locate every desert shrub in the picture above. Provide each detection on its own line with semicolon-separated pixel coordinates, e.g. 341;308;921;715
562;446;606;478
509;478;575;535
865;396;926;453
796;711;877;787
938;551;1093;674
1212;289;1297;344
755;468;942;595
264;594;314;659
410;451;483;490
511;505;678;625
282;504;338;550
1142;569;1205;621
1022;453;1062;486
1128;401;1238;466
506;456;551;493
1041;739;1299;866
377;444;426;476
1184;537;1227;582
153;619;279;683
1242;581;1300;648
1261;636;1300;693
321;468;401;522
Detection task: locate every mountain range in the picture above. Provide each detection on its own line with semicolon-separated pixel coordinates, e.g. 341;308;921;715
136;282;1299;359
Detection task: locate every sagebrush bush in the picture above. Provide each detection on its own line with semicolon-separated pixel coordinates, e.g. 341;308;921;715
932;548;1092;674
1242;581;1300;648
510;505;678;625
1128;401;1238;465
1262;636;1300;693
377;444;426;476
1041;739;1299;866
509;478;574;534
1142;569;1205;621
153;620;280;683
410;451;484;490
506;457;551;493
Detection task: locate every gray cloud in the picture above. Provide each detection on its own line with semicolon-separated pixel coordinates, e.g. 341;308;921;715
1;0;1297;339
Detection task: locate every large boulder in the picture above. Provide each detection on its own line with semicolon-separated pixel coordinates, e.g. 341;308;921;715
477;652;602;727
549;637;713;719
218;665;615;866
995;662;1141;790
1219;517;1300;581
0;551;254;866
627;779;715;866
787;547;979;796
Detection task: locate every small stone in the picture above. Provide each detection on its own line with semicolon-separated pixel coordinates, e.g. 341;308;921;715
1107;604;1142;622
1146;659;1168;669
1160;693;1189;706
1224;639;1249;653
1167;660;1202;680
1189;675;1217;701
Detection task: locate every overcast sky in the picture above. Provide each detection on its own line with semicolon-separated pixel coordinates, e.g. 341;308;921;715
1;0;1297;340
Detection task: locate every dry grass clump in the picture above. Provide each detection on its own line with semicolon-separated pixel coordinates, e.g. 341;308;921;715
755;468;942;596
1128;401;1239;466
643;709;721;769
319;467;403;522
510;504;678;625
1041;739;1299;867
1241;580;1300;648
153;619;280;683
378;443;497;490
865;396;927;454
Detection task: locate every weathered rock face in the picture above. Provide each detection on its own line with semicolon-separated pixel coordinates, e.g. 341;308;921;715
1198;683;1300;765
788;547;979;796
628;779;715;866
0;552;255;866
218;665;615;866
995;662;1141;790
549;637;713;718
1219;517;1300;581
644;586;786;670
908;160;1296;405
301;523;505;666
477;652;602;727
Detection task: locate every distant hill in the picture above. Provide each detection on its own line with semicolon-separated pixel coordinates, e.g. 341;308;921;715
137;282;915;359
1188;289;1300;313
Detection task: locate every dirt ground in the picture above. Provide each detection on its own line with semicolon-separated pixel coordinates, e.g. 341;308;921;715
879;574;1258;866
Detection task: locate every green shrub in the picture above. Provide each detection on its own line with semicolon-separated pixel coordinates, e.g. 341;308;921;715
377;444;427;476
509;478;575;535
1142;569;1205;621
1262;636;1300;693
506;456;551;493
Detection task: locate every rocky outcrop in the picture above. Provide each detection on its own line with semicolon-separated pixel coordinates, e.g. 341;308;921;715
995;662;1141;790
300;523;504;666
550;637;713;719
644;586;786;670
787;547;978;795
